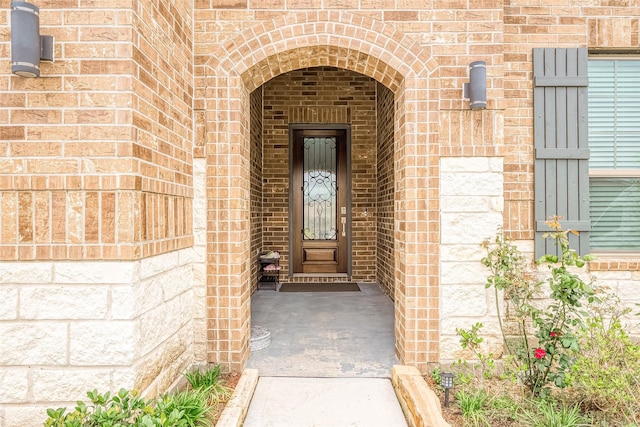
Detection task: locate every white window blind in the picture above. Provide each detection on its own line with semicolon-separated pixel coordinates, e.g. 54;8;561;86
590;177;640;250
588;59;640;250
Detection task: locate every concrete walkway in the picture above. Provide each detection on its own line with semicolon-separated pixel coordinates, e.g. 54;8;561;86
243;377;407;427
244;284;408;426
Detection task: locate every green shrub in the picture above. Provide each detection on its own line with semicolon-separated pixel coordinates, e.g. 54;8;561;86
430;366;443;387
45;389;149;427
455;389;490;427
516;399;591;427
486;393;520;422
44;387;212;427
157;388;211;427
184;364;232;405
184;365;221;390
455;322;497;382
566;298;640;425
481;218;596;397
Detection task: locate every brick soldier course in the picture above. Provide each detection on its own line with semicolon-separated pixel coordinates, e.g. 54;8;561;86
1;1;639;425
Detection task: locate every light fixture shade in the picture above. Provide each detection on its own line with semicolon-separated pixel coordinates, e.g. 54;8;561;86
441;372;455;389
11;1;53;78
468;61;487;110
11;1;41;77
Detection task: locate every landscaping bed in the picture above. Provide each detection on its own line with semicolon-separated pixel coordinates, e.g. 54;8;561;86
43;365;241;427
424;220;640;427
209;371;240;424
428;371;640;427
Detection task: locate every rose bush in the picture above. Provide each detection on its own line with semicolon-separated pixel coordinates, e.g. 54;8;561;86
481;216;596;397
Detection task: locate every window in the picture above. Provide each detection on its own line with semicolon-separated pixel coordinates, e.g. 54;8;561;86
588;59;640;251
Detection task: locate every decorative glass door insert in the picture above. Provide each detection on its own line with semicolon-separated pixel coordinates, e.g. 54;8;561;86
291;127;349;274
303;136;338;240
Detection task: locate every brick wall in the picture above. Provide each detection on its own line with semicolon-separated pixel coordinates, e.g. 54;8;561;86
0;2;199;424
250;87;263;291
376;82;394;299
194;1;504;110
0;0;194;261
261;67;378;282
130;0;194;258
502;1;640;239
501;2;640;341
0;0;638;408
192;157;207;363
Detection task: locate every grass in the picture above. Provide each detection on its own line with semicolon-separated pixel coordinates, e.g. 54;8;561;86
185;364;222;390
486;394;520;423
434;373;639;427
516;400;592;427
184;364;233;406
158;388;212;427
455;389;490;427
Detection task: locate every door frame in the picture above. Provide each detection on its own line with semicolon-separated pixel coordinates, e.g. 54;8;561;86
288;123;352;277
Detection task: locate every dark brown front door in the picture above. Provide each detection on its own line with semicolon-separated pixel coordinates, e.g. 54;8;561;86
291;127;350;274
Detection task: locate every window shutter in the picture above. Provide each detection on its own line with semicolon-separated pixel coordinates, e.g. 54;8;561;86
533;48;590;258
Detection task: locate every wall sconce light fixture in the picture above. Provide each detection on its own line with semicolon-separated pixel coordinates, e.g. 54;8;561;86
11;1;54;78
463;61;487;110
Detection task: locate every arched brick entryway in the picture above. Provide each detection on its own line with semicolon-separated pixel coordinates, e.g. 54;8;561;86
201;11;440;373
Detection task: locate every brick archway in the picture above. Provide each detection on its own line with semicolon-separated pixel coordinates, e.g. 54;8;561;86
201;11;440;373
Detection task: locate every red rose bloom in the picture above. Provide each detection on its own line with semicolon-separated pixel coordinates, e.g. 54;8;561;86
534;348;546;359
550;331;561;338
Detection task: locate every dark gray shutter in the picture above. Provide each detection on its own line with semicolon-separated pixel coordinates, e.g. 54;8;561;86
533;48;590;258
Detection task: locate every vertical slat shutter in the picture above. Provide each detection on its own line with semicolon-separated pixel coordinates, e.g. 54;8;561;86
533;48;590;258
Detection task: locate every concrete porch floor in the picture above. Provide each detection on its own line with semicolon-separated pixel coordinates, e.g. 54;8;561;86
242;283;409;426
246;282;399;377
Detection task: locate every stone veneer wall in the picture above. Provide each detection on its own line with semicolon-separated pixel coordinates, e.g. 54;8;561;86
261;67;378;282
439;154;640;356
440;157;504;361
0;248;196;426
583;269;640;331
503;242;640;341
376;82;395;299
